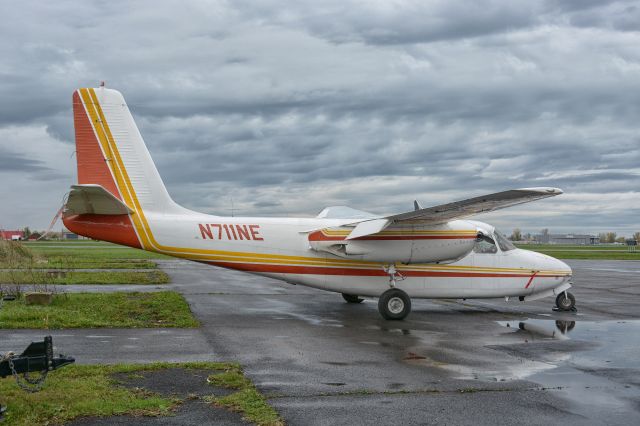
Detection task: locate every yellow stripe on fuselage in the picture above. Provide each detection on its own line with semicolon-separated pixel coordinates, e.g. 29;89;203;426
320;229;477;236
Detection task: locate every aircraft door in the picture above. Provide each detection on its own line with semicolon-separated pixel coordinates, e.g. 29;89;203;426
471;233;498;290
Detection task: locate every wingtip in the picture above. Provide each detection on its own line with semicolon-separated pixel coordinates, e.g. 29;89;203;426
518;187;563;195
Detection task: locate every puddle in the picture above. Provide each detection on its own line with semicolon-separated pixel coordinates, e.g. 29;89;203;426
499;319;575;340
497;319;640;371
503;319;640;421
402;318;640;420
401;319;640;407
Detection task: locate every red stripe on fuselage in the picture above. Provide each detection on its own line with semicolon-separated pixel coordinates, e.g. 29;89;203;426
525;271;539;289
205;261;538;278
308;232;477;242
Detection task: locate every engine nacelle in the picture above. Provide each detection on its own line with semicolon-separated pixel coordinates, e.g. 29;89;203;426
309;221;478;264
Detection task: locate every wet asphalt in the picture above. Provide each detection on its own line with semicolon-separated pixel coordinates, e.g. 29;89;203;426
1;259;639;425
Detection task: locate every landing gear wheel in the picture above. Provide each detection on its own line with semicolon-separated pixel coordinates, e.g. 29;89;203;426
342;293;364;304
378;288;411;320
555;292;576;311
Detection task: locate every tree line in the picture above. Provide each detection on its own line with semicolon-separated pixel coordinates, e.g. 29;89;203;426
508;228;640;243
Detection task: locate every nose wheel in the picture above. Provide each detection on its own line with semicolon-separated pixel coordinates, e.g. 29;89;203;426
555;291;576;311
378;288;411;320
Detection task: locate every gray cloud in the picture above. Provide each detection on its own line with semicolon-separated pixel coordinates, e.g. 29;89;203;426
0;0;638;235
0;148;48;173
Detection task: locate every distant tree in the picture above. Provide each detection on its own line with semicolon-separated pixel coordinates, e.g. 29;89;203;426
605;232;617;243
510;228;522;241
524;232;531;241
22;226;31;240
616;236;626;243
598;233;607;243
541;228;549;236
634;232;640;243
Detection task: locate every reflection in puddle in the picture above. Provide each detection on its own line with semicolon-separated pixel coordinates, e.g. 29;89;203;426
500;320;576;340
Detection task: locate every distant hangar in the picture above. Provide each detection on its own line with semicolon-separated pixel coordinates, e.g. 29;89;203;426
534;233;600;245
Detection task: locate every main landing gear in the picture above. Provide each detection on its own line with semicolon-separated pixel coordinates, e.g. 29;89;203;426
555;291;576;311
342;264;413;320
342;293;364;304
377;264;411;320
378;288;411;320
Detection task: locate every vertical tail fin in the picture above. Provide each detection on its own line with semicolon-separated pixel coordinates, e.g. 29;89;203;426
66;87;184;249
72;87;179;214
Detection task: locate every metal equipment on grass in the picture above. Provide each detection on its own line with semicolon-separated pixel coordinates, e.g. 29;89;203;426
0;336;75;420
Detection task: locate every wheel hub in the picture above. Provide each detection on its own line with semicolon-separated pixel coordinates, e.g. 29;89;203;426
388;297;405;314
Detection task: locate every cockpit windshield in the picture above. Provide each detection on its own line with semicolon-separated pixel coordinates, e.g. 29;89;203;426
494;229;516;251
473;234;497;254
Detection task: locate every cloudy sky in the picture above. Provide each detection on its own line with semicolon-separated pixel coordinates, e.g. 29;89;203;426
0;0;638;236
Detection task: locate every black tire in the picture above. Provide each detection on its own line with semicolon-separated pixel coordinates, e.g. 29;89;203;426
342;293;364;304
555;292;576;311
378;288;411;320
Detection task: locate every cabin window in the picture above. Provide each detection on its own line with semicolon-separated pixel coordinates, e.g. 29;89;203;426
473;234;497;254
494;230;516;251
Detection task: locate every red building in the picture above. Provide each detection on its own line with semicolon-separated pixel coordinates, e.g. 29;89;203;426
0;230;24;240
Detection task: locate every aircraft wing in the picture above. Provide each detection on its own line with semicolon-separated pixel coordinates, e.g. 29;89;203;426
344;187;562;240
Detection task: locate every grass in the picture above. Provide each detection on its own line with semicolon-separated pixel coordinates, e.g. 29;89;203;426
0;240;169;269
0;362;276;426
24;240;171;260
0;270;169;285
207;365;284;426
0;292;198;329
4;257;159;269
515;244;640;260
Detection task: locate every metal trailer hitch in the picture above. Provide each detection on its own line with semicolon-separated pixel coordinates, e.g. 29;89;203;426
0;336;75;420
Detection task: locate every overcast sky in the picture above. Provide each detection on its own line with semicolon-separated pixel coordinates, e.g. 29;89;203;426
0;0;638;236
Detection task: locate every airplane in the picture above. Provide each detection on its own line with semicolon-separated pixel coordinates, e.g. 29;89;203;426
62;87;575;321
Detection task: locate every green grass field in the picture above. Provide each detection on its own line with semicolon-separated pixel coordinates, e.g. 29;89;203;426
0;270;169;285
24;241;171;259
0;240;171;284
0;292;198;329
0;362;282;426
514;244;640;260
18;241;170;269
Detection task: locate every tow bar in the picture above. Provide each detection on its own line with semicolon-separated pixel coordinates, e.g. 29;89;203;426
0;336;75;420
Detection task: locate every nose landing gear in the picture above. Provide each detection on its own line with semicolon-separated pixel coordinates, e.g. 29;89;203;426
555;291;576;311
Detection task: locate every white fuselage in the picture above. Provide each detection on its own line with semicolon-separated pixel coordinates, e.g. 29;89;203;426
136;210;573;300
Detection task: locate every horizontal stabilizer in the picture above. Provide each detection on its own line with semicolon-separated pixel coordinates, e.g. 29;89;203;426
65;184;134;215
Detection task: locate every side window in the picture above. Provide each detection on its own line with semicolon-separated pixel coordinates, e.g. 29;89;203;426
473;235;497;254
494;230;516;251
